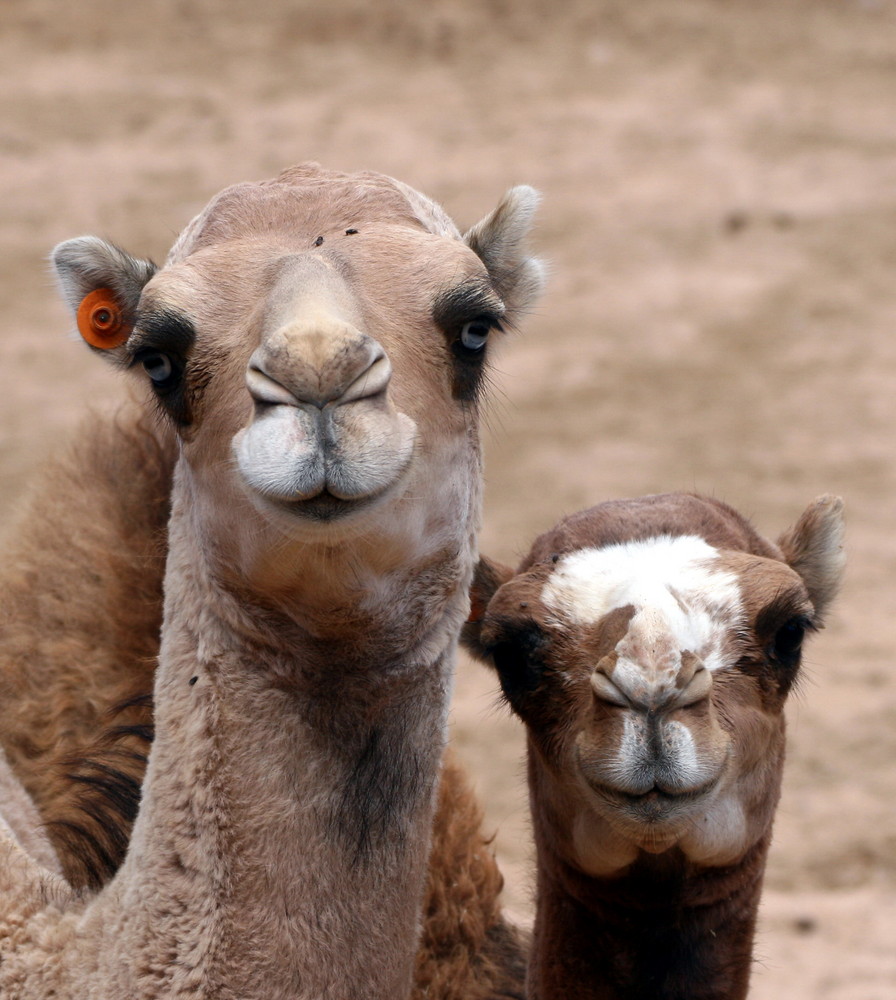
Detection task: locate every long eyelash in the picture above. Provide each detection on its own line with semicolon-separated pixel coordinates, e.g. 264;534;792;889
756;587;817;636
127;308;196;365
794;613;817;633
433;280;505;332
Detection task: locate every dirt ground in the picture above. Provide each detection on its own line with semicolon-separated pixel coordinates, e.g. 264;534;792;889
2;0;895;995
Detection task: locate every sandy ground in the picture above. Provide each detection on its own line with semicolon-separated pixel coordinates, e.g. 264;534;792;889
2;1;895;995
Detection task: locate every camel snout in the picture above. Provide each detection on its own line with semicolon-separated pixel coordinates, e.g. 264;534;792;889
247;332;390;411
674;656;712;709
236;330;415;513
591;649;712;714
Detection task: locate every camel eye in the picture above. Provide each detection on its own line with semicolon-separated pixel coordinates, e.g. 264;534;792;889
488;625;549;710
458;318;492;353
771;618;806;661
139;351;176;387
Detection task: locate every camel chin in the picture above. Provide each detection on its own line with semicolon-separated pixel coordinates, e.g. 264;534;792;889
570;765;743;868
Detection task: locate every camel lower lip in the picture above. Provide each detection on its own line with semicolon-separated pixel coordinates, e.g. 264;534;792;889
271;490;378;522
632;781;716;803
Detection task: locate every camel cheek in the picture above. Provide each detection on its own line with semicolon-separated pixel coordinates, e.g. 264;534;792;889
678;794;750;867
570;808;640;876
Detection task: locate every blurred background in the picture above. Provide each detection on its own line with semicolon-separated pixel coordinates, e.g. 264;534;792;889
2;1;895;994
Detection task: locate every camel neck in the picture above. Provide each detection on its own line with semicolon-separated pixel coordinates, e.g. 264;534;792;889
529;814;769;1000
81;516;467;999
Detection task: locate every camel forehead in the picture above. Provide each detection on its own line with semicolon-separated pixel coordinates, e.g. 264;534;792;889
541;536;744;668
169;165;459;262
150;231;490;332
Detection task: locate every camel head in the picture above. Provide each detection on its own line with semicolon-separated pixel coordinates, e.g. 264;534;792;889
464;493;845;875
51;164;543;607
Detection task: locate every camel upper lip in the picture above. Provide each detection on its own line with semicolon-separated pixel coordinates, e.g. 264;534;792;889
233;404;418;517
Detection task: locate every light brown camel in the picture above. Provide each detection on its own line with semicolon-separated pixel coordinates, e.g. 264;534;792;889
0;164;542;999
463;492;845;1000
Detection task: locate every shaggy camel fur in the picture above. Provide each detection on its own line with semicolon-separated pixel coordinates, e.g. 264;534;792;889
0;406;175;886
0;164;542;999
464;493;845;1000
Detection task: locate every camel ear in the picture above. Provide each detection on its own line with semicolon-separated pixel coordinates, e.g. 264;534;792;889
464;186;545;319
777;495;845;622
461;556;515;661
52;237;156;361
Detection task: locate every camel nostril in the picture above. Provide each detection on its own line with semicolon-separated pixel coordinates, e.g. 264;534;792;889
245;339;390;411
337;351;392;405
677;666;712;708
245;364;303;407
590;670;630;708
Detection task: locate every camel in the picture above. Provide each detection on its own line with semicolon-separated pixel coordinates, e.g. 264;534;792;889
0;163;543;999
462;492;845;1000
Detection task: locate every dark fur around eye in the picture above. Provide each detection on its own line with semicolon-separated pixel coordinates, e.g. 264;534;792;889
127;308;196;425
487;624;548;708
433;283;504;402
128;308;195;361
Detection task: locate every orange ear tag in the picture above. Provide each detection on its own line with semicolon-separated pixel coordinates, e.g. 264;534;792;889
76;288;131;349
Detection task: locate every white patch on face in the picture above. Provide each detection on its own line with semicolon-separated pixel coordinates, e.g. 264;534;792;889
604;715;709;796
678;792;750;866
619;713;640;767
541;536;744;677
600;713;646;793
663;720;700;779
570;806;641;876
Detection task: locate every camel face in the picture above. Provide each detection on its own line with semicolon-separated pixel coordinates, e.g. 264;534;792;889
465;493;844;874
53;164;543;592
134;232;475;529
538;539;809;860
